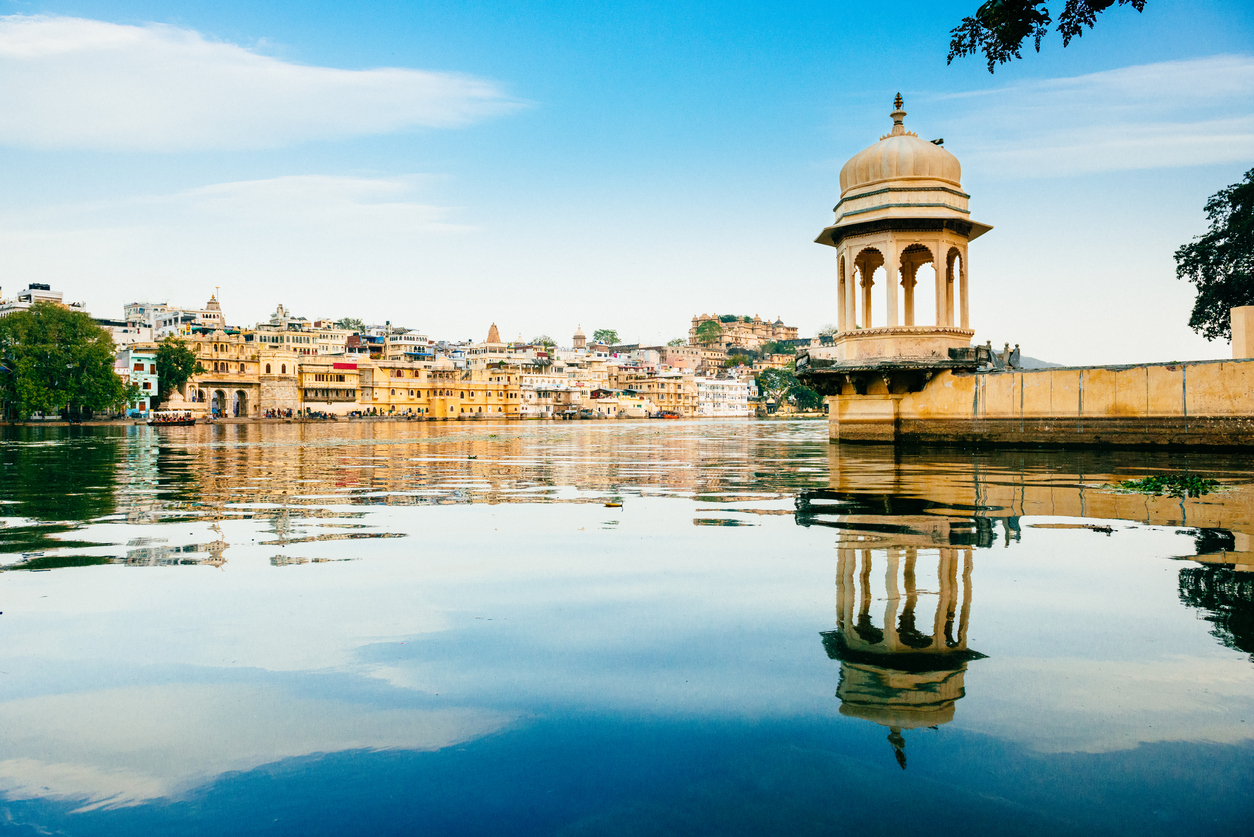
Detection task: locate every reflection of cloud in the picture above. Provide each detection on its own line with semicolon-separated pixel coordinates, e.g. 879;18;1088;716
0;15;520;151
970;656;1254;753
0;685;512;810
937;55;1254;177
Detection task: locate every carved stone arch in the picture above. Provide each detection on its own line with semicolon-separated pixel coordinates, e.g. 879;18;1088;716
852;246;885;329
899;243;937;327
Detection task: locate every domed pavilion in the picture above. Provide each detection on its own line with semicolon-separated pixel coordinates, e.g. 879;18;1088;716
815;94;991;366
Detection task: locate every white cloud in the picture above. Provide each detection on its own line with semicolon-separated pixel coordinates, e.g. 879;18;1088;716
0;15;521;151
937;55;1254;177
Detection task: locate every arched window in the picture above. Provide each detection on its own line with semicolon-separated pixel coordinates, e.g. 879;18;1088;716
265;364;271;374
281;364;286;374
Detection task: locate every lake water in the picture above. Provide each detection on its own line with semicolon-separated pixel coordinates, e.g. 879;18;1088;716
1;420;1252;836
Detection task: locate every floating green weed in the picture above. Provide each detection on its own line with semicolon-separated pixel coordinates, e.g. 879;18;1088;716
1113;475;1220;498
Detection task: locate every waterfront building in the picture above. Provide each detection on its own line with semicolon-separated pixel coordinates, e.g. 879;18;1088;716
609;368;696;417
356;358;522;418
0;283;89;319
695;376;753;417
114;345;159;412
798;95;1254;447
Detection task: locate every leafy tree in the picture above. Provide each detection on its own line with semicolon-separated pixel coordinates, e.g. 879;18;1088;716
155;336;206;403
756;366;823;411
718;314;740;323
948;1;1148;73
532;334;556;348
337;317;366;332
592;328;619;345
1176;168;1254;341
762;341;796;356
695;320;723;343
0;301;131;419
743;316;752;323
666;338;687;347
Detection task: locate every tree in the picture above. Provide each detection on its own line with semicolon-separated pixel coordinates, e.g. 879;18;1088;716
695;320;723;344
762;341;796;356
532;334;556;348
155;336;206;403
593;328;619;345
818;324;838;337
756;366;823;411
666;338;687;347
948;1;1148;73
0;301;131;419
1176;168;1254;341
337;317;365;332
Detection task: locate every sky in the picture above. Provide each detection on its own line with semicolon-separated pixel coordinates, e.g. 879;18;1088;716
0;0;1250;364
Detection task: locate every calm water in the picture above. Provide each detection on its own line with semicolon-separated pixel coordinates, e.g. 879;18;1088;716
1;420;1252;836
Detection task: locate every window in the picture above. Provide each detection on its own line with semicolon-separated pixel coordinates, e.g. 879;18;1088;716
133;363;143;372
265;364;271;374
281;364;286;374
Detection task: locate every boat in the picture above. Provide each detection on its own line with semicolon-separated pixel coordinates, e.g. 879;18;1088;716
147;410;197;427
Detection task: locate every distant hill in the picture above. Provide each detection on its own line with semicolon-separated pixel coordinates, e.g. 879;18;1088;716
1018;355;1063;369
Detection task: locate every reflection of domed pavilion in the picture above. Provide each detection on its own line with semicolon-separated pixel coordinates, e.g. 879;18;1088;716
823;545;984;768
812;94;991;370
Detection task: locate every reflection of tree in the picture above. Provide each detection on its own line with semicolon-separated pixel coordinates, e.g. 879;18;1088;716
0;426;120;521
1179;565;1254;660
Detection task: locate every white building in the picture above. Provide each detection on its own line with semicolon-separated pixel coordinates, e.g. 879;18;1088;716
695;376;753;417
0;284;89;319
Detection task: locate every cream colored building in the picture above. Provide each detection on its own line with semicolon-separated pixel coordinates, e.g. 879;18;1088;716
689;313;798;351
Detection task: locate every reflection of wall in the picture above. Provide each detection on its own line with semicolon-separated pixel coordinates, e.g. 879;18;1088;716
822;546;984;769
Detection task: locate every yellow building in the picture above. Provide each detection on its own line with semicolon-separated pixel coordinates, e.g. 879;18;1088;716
356;360;522;418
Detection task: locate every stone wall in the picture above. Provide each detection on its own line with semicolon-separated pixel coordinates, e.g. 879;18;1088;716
829;358;1254;448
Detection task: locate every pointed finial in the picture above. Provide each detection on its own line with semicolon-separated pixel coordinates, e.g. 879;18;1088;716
889;93;907;136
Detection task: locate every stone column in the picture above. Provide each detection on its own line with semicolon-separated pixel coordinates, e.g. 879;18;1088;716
885;244;900;327
861;266;873;329
960;246;970;329
934;254;945;327
903;262;917;326
844;248;858;331
837;255;847;334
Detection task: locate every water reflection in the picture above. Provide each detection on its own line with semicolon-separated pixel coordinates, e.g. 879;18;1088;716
800;443;1254;768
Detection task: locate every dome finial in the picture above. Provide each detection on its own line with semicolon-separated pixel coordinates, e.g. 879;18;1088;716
890;93;906;136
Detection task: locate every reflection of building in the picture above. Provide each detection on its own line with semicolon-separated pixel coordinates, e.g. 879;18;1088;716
823;545;983;768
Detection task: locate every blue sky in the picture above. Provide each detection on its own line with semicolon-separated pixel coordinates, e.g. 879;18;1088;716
0;0;1251;363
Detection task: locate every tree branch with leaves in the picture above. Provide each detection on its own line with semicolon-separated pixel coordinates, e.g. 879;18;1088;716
948;1;1147;73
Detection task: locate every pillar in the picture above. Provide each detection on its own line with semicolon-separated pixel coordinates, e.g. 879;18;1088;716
837;256;847;334
934;257;945;327
844;248;858;331
960;247;970;329
903;262;917;326
885;245;900;327
861;267;873;329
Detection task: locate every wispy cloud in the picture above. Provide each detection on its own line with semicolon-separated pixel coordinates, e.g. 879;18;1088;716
0;15;522;151
936;55;1254;177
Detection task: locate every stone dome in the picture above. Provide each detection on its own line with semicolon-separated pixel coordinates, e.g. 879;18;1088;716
839;96;960;196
